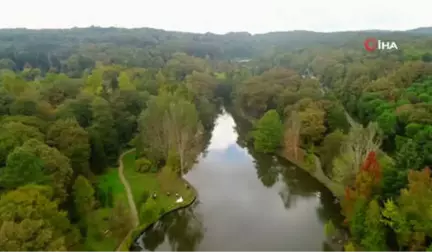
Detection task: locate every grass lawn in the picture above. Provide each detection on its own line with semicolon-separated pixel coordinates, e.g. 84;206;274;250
84;208;118;251
98;168;128;205
83;168;129;251
122;150;195;218
118;150;197;251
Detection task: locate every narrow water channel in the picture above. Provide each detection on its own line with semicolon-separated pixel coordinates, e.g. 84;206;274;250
133;110;343;251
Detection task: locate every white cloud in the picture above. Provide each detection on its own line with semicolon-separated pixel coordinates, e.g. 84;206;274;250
0;0;430;33
207;113;238;150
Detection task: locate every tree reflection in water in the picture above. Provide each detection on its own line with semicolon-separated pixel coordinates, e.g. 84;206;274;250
247;140;341;219
251;150;280;188
231;107;340;214
138;201;204;251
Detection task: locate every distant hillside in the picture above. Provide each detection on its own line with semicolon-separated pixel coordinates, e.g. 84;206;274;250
407;27;432;34
0;26;430;72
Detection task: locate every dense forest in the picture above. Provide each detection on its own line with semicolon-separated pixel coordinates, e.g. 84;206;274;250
0;27;431;251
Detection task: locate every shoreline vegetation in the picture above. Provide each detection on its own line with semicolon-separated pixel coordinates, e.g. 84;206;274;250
277;149;345;198
232;106;346;198
116;149;197;251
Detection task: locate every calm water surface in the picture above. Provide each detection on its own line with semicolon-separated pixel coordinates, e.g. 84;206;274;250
133;110;343;251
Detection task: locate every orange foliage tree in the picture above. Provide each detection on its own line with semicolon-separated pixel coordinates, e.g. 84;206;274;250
342;151;382;223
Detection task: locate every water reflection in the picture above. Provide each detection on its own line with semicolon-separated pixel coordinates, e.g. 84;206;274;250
134;110;342;251
253;152;280;188
207;112;238;151
138;202;204;251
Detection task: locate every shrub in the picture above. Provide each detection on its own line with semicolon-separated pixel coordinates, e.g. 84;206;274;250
138;191;150;206
135;158;152;173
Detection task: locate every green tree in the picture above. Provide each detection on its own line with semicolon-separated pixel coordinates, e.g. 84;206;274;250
0;148;47;189
252;110;283;153
320;130;346;176
56;95;93;128
118;71;135;91
185;71;218;101
19;139;73;202
46;118;90;176
361;200;387;250
72;176;95;230
382;169;432;250
84;68;103;95
377;110;397;136
0;88;14;116
0;185;80;250
0;115;48;133
165;98;203;175
0;121;44;165
349;198;367;242
88;130;108;174
90;96;119;164
138;93;176;167
395;139;423;171
299;107;326;143
327;104;349;132
382;139;423;199
0;58;16;70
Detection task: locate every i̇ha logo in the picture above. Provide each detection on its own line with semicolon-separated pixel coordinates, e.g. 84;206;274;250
364;37;398;52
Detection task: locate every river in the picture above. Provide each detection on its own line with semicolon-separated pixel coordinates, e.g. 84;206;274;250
132;109;343;251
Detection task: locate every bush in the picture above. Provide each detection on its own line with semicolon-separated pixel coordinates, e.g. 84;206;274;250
135;158;152;173
138;191;150;206
305;152;316;172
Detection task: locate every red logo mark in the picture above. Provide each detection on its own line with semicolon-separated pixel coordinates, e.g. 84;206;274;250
364;38;378;52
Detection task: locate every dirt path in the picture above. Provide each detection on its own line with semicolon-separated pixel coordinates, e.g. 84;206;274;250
116;149;139;251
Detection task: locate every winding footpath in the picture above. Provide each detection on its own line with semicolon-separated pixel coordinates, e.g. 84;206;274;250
116;149;139;251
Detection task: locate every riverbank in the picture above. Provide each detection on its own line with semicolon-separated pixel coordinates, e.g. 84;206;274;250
231;106;345;199
277;149;344;198
117;150;197;251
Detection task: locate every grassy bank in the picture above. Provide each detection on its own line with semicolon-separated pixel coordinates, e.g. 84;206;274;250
117;150;197;251
277;149;345;198
121;151;195;211
84;168;130;251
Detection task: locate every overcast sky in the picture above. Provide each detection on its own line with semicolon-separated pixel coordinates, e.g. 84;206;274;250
1;0;431;34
